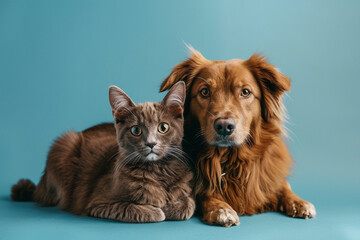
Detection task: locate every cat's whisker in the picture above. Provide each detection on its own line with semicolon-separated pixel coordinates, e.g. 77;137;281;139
166;148;185;158
164;146;192;166
165;151;186;165
114;151;140;171
108;150;120;163
132;153;143;167
169;145;191;159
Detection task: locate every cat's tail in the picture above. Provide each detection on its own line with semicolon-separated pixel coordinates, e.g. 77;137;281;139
11;179;36;201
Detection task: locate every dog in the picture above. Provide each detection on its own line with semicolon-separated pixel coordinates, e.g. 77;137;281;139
160;48;316;227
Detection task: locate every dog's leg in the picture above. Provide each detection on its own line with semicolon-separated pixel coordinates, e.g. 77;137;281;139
278;181;316;219
200;195;240;227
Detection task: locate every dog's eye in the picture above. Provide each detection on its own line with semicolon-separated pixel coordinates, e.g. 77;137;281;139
200;87;210;97
130;126;142;136
158;122;170;134
240;89;251;97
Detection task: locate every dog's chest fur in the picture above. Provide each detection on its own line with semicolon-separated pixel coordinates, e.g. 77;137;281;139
194;136;292;215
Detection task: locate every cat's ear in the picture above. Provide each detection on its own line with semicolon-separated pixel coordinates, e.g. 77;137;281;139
161;81;186;118
109;85;135;122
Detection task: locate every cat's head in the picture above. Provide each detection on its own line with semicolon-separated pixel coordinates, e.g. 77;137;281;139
109;81;186;162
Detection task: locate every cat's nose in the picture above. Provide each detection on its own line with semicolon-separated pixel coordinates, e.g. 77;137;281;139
145;142;156;149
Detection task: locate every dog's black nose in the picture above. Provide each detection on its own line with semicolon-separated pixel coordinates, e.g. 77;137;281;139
214;118;236;136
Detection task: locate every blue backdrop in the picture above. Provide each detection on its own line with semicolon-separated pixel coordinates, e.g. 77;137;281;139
1;0;359;239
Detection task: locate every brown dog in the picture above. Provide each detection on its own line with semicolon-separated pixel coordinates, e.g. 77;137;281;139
160;48;316;227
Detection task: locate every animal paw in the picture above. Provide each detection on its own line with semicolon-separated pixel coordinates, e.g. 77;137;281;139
164;197;196;221
120;204;166;223
280;200;316;219
204;208;240;227
137;205;166;222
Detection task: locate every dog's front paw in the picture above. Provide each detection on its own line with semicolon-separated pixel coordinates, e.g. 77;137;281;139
203;208;240;227
281;200;316;219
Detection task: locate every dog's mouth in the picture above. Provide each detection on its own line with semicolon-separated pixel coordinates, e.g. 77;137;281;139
209;137;237;148
208;132;250;147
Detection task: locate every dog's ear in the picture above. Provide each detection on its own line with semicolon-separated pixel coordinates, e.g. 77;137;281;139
160;47;210;92
245;54;291;122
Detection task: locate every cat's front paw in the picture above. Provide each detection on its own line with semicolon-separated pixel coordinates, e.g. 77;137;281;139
87;202;166;223
280;200;316;219
126;204;166;223
180;197;196;220
164;197;195;221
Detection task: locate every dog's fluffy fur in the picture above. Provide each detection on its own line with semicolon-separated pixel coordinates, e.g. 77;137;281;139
160;48;316;227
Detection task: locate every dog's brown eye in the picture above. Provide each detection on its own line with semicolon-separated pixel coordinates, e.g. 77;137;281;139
130;126;142;136
200;87;210;97
240;89;251;97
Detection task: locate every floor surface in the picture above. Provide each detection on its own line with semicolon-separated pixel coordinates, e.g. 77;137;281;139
1;181;359;240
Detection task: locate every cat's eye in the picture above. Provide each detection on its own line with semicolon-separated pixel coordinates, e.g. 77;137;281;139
200;87;210;98
130;126;142;136
158;123;169;134
240;88;251;98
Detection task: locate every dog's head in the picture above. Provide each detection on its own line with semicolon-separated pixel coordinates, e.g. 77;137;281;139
160;48;290;147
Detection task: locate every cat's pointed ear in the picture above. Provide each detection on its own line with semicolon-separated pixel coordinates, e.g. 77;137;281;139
109;85;135;122
161;81;186;118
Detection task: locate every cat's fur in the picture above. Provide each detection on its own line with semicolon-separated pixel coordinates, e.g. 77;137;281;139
11;81;195;223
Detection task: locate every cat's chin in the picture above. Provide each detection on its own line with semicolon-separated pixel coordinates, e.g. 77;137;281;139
145;153;159;161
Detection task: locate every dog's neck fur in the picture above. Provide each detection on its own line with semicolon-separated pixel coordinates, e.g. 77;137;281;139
187;114;289;213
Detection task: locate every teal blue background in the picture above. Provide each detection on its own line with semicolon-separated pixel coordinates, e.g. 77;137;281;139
1;0;359;239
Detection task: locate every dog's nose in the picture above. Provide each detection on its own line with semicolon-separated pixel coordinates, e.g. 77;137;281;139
214;118;236;136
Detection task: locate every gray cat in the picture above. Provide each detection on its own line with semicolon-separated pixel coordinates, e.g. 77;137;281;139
11;81;195;223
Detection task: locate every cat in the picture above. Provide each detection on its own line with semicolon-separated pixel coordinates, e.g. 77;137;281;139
11;81;195;223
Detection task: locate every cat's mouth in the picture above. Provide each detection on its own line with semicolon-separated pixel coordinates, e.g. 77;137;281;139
145;151;159;161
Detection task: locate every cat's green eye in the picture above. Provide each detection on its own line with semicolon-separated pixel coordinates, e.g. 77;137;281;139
158;123;169;134
130;126;142;136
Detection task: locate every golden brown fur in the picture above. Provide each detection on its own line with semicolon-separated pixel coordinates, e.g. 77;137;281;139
160;48;316;227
